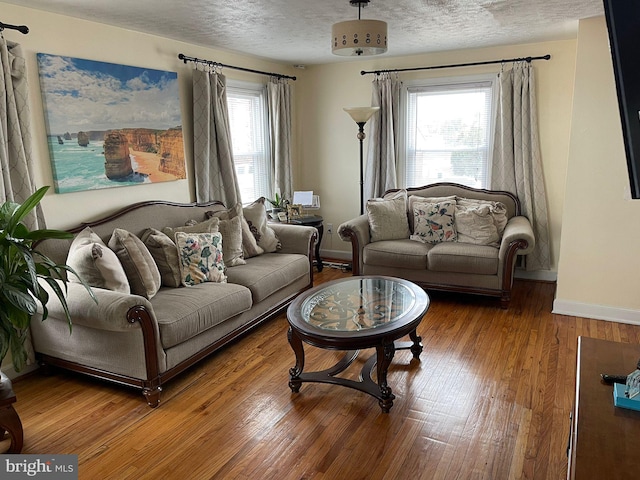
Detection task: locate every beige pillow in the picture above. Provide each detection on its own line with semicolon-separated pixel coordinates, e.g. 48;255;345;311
108;229;162;299
456;197;508;237
242;198;280;253
455;203;500;246
217;216;246;266
162;216;220;242
205;204;264;258
367;194;410;242
141;228;182;288
66;227;130;293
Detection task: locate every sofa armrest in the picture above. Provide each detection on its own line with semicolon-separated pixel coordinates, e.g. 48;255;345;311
38;281;155;332
270;223;317;256
338;214;370;275
499;216;535;261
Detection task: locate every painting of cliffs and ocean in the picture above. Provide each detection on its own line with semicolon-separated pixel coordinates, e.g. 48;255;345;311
37;54;186;193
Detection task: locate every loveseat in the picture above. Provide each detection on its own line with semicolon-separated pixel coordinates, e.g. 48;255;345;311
338;183;535;308
31;199;317;407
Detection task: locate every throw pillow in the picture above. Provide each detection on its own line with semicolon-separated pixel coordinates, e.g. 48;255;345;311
410;200;457;244
140;228;182;288
108;228;162;299
456;197;508;237
162;216;220;242
174;231;226;286
217;216;246;266
66;226;130;293
242;197;280;253
408;195;456;233
455;203;500;246
367;194;410;242
205;204;264;258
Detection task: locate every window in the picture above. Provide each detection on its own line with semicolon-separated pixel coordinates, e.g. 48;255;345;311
401;76;496;189
227;82;271;203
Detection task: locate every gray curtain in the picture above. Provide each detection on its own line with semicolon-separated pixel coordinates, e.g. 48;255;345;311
365;73;402;200
267;77;292;201
0;36;44;229
492;63;551;271
192;68;241;205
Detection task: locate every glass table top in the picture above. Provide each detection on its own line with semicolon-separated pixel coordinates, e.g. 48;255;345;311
299;277;417;332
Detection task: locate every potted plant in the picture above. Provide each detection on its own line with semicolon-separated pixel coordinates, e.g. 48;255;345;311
266;192;289;220
0;186;95;373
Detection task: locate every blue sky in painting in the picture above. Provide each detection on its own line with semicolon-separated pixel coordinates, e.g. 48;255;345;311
37;54;181;134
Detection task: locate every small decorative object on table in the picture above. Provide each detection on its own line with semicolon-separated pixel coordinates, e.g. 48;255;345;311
613;361;640;411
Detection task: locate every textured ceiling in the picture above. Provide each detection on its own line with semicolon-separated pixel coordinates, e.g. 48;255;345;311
3;0;604;65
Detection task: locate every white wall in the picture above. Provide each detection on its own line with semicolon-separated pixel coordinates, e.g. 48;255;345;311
297;40;578;277
553;16;640;323
0;2;298;230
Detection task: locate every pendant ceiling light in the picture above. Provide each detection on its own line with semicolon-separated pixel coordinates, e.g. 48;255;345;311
332;0;387;57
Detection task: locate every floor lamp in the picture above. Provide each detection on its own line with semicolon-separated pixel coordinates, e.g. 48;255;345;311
343;106;380;215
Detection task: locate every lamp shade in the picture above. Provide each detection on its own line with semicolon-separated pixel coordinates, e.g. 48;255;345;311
343;106;380;123
332;19;387;56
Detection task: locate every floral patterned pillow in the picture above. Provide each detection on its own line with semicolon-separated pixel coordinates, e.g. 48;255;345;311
410;200;457;244
174;232;226;286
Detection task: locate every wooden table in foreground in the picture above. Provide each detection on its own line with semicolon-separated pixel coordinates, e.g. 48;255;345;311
569;337;640;479
287;276;430;413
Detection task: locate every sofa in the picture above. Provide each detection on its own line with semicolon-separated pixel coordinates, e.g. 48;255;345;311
31;199;317;407
338;183;535;308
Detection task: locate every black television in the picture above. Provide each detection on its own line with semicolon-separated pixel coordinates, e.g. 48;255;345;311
603;0;640;199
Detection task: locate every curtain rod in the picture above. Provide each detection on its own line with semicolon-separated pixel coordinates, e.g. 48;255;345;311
178;53;296;81
0;21;29;34
360;54;551;76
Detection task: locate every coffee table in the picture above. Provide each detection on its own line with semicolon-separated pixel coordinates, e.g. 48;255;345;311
287;275;430;413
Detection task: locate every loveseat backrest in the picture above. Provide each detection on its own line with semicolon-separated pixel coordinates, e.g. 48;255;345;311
385;183;521;219
38;200;226;267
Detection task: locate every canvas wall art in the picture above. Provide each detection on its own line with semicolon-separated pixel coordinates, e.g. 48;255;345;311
37;54;186;193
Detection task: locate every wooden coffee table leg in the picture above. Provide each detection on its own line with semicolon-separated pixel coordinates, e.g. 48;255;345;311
409;329;423;359
376;343;396;413
287;326;305;393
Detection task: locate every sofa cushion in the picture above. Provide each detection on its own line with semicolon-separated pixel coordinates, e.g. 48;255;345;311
363;239;430;270
427;242;498;275
175;232;226;286
243;198;280;253
225;253;309;303
108;228;162;299
151;283;253;349
411;200;457;244
367;192;410;242
140;228;182;288
67;227;130;293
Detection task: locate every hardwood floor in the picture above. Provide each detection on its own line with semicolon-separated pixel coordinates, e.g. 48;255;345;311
10;266;640;479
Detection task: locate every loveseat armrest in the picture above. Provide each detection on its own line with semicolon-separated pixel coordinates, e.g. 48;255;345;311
338;214;370;275
38;281;156;332
270;223;317;256
498;215;535;261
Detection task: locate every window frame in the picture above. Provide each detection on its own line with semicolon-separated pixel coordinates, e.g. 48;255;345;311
398;73;499;190
226;79;272;204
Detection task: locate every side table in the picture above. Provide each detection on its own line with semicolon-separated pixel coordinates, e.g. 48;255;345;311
0;371;23;453
288;215;323;272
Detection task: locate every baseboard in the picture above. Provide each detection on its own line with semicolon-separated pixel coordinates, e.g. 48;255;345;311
319;249;351;262
514;268;557;282
552;299;640;325
2;362;39;381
